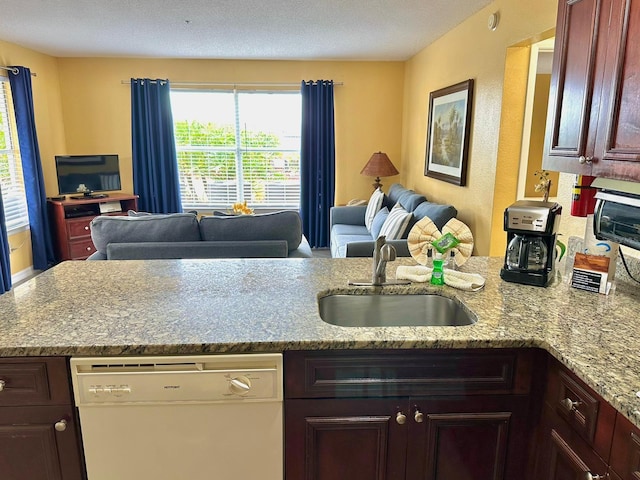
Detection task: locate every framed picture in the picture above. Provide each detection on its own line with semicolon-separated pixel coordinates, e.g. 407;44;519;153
424;79;474;186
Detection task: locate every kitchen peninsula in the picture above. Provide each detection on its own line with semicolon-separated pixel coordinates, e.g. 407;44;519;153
1;257;639;425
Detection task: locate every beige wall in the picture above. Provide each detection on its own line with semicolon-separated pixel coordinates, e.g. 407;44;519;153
54;58;405;207
401;0;557;256
0;40;66;275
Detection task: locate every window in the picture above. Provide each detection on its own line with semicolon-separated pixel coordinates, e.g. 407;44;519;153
0;78;29;233
171;90;301;210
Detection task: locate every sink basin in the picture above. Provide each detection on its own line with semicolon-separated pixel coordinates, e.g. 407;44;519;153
318;293;476;327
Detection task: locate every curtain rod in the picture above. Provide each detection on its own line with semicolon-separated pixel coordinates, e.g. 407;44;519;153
0;66;37;76
120;80;342;87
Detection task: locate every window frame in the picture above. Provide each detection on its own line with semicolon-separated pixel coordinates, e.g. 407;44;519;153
171;88;302;211
0;76;30;234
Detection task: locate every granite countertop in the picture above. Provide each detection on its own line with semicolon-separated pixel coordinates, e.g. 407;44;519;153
0;256;639;428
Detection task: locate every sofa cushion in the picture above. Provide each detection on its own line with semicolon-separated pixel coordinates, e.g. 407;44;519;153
331;232;373;258
370;207;389;239
379;204;412;240
399;192;427;212
199;210;302;252
364;187;385;231
90;213;201;255
412;201;458;230
331;223;370;237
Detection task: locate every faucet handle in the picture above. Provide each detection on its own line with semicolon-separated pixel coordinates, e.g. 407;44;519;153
380;243;396;262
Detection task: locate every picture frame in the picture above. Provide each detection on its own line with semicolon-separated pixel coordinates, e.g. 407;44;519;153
424;79;474;186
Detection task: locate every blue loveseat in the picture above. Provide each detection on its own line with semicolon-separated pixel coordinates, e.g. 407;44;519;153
329;183;457;257
87;210;312;260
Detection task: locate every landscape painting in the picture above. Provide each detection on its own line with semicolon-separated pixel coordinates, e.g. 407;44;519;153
425;79;474;186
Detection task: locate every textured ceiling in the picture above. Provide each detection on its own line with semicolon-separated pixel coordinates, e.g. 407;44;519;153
0;0;492;61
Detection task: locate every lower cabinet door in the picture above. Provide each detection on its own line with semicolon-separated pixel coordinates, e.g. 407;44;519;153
405;395;531;480
536;406;609;480
0;405;84;480
285;398;409;480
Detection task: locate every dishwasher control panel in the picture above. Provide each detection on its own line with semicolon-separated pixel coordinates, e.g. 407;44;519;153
70;354;283;406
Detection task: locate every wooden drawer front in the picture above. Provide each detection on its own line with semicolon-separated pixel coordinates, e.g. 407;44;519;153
68;239;96;259
546;359;616;461
66;217;93;239
0;358;71;406
610;413;640;480
285;349;533;399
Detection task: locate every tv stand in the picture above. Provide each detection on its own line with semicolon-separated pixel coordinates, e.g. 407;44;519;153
47;194;138;261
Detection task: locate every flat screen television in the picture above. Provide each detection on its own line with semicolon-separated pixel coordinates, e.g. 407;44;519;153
55;154;122;198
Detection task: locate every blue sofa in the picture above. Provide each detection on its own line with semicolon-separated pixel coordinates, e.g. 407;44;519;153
87;210;312;260
330;183;457;257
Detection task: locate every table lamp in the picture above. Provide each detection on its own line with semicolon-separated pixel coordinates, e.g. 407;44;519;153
360;152;399;190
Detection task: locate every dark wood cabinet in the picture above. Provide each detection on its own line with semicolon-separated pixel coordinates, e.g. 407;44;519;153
544;0;640;180
48;194;138;261
284;349;535;480
534;356;617;480
609;412;640;480
0;357;85;480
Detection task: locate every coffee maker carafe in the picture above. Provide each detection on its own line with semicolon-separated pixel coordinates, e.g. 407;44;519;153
500;200;562;287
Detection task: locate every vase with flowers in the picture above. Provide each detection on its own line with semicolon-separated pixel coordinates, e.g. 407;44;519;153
534;169;552;202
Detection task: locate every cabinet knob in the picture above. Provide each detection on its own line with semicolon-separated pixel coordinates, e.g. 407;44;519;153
578;155;594;164
0;379;5;391
561;397;582;411
54;419;68;432
84;226;89;230
586;473;608;480
396;412;407;425
414;409;424;423
86;246;92;251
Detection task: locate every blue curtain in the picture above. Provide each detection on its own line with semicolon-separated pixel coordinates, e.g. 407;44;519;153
0;186;11;294
131;78;182;213
300;80;335;248
8;66;56;271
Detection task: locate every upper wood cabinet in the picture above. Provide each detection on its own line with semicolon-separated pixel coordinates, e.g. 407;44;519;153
544;0;640;181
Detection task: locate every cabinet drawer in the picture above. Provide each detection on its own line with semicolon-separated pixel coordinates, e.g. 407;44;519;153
610;413;640;480
545;357;616;461
0;357;72;406
66;217;93;239
284;349;534;398
68;238;96;259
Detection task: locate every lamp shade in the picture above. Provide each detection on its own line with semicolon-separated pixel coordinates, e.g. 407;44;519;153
361;152;399;189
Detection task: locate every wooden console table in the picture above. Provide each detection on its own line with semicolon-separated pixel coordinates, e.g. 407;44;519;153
48;194;138;261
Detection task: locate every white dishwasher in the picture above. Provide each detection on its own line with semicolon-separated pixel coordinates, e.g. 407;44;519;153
70;354;283;480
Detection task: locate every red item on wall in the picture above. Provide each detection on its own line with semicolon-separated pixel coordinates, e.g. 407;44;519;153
570;175;598;217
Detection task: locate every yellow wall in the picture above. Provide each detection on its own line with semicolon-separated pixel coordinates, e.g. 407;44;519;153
401;0;557;256
524;74;558;198
0;39;66;275
54;58;405;207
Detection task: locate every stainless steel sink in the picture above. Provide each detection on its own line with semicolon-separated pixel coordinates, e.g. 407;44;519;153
318;293;476;327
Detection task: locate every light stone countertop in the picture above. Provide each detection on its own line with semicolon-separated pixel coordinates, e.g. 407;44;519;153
0;256;639;428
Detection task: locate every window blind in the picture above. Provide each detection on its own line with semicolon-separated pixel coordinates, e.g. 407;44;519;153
171;90;301;210
0;79;29;232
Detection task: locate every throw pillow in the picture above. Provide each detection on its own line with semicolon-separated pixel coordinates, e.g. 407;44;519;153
379;203;413;240
370;207;389;239
364;187;385;231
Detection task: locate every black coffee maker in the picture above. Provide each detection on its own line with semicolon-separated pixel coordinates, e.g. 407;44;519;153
500;200;562;287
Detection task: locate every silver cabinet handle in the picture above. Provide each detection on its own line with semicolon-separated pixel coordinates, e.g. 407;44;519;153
578;155;594;164
414;409;424;423
54;419;67;432
561;397;582;411
0;379;5;391
396;412;407;425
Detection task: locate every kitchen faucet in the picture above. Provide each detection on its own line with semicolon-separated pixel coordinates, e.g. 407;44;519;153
349;236;410;287
372;236;395;285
